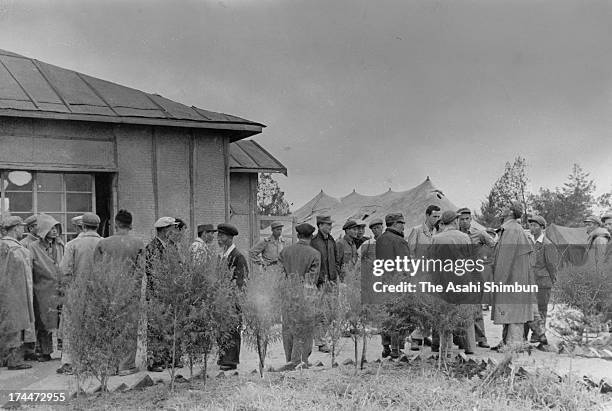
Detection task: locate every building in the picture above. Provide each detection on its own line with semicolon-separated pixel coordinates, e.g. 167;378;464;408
0;48;286;248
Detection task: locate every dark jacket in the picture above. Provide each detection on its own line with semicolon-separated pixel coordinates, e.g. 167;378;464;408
224;246;249;290
531;235;559;289
311;231;341;285
375;228;410;261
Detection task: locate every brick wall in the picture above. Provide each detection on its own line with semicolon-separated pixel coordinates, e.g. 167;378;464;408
193;130;227;229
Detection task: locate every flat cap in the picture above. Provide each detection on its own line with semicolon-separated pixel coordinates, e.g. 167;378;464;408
2;216;26;229
270;221;284;229
583;215;602;226
457;207;471;215
295;222;315;237
23;215;38;226
197;224;217;235
385;213;405;226
316;215;333;225
154;216;177;228
368;218;384;228
82;212;100;226
217;223;238;236
71;215;83;227
440;210;458;225
528;215;547;228
601;213;612;223
342;219;359;230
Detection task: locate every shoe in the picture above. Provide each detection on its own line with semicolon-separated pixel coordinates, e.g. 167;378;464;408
477;342;490;348
219;364;237;371
381;346;391;358
318;345;331;353
37;354;52;362
490;344;503;352
56;363;73;374
8;363;32;370
118;367;138;376
24;353;38;361
390;349;400;359
464;350;475;355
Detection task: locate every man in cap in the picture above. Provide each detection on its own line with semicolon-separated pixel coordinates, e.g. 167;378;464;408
523;215;558;344
337;219;364;282
190;223;217;263
27;214;64;362
144;216;182;372
216;223;248;371
490;201;540;349
429;210;477;355
310;215;341;353
354;221;369;249
94;209;145;375
584;215;610;267
376;212;412;358
275;223;321;371
69;215;84;241
249;221;286;269
57;213;102;374
0;216;34;369
358;218;384;262
457;208;495;348
20;215;39;248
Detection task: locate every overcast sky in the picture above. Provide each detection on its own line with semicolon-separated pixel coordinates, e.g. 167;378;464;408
1;0;611;212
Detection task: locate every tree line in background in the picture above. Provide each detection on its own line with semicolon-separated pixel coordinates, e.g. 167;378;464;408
478;157;612;228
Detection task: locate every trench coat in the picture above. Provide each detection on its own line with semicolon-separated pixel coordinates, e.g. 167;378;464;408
490;219;534;324
27;214;64;330
0;240;34;334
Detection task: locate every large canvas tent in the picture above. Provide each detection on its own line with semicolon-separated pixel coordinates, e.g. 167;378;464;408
265;177;484;239
545;223;589;266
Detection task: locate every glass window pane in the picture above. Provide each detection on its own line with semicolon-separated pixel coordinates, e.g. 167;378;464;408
6;191;33;213
38;192;62;212
66;193;92;212
5;171;33;191
65;174;92;192
37;173;62;191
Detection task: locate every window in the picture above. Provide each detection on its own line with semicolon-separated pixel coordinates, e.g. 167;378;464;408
0;171;95;242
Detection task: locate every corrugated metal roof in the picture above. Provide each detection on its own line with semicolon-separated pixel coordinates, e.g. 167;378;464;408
230;140;287;175
0;49;264;137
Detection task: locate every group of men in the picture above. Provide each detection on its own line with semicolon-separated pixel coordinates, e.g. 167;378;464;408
0;211;248;374
3;200;608;374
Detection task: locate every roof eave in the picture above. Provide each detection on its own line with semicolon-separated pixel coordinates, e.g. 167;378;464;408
0;109;265;136
230;166;287;176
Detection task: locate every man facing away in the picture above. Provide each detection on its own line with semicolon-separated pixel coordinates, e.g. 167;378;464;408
94;209;145;375
310;215;341;353
249;221;286;272
27;214;64;362
276;223;321;371
584;215;610;268
376;212;412;358
490;201;538;349
216;223;249;371
57;212;101;375
1;216;34;370
457;207;495;349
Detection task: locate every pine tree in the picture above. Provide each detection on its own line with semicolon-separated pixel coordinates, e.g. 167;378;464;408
257;173;290;216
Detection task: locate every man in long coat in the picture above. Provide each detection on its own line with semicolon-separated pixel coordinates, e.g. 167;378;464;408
216;223;248;371
490;201;535;348
94;209;144;374
57;212;101;374
1;216;34;369
376;212;412;358
27;213;64;362
310;215;341;352
276;223;320;370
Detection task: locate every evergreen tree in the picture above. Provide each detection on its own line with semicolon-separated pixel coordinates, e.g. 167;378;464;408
257;173;290;216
